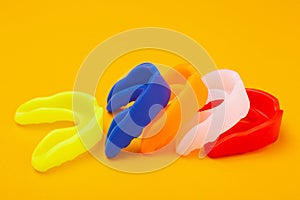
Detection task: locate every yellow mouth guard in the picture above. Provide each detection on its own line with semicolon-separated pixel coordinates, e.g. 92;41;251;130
15;92;103;172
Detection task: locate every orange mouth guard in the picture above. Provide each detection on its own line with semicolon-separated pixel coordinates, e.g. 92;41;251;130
140;64;208;153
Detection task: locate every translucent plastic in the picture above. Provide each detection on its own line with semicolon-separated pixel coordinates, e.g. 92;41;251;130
15;92;103;172
176;69;250;157
140;64;208;153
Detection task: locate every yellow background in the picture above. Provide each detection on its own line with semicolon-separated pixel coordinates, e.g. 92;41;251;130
1;0;299;199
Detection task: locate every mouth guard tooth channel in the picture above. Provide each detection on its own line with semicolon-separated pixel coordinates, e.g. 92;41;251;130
176;69;250;157
206;88;283;158
140;63;208;153
15;91;103;172
15;66;283;172
105;62;171;158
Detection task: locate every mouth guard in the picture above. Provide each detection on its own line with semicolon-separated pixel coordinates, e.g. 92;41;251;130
176;69;250;157
106;62;171;158
206;88;283;158
15;92;103;172
140;64;208;153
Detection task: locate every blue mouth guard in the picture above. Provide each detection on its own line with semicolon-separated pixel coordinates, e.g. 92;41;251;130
106;63;171;158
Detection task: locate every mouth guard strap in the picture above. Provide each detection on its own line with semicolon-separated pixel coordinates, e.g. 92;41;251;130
15;92;103;172
176;69;250;157
105;63;171;158
140;64;208;153
206;88;283;158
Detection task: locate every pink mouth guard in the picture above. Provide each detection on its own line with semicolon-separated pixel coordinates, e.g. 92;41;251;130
176;69;250;157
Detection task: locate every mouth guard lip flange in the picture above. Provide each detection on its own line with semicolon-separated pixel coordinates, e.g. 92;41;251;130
105;62;171;158
176;69;250;157
205;88;283;158
15;91;103;172
140;64;208;153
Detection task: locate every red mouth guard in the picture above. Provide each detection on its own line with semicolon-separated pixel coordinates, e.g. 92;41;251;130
204;88;283;158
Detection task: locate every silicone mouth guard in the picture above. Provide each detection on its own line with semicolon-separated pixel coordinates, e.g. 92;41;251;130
106;62;171;158
206;88;283;158
15;92;103;172
176;69;250;157
140;64;208;153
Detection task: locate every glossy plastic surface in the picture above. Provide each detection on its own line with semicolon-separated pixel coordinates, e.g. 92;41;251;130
140;64;208;153
106;63;171;158
15;92;103;172
206;88;283;158
176;69;250;157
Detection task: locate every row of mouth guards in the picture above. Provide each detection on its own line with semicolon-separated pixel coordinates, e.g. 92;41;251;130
15;63;283;172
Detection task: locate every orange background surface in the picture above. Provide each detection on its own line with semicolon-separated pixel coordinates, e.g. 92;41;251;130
1;0;300;199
